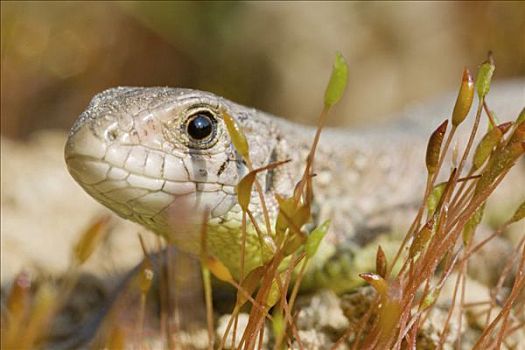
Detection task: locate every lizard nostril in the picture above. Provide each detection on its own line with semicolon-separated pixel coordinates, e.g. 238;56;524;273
105;127;119;142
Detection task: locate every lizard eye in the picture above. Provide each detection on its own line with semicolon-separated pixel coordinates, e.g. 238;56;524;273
187;113;213;139
183;110;219;149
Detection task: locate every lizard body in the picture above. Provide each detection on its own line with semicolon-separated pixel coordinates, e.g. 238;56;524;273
65;83;524;285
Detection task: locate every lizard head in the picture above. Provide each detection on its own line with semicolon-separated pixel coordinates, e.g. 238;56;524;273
65;87;288;251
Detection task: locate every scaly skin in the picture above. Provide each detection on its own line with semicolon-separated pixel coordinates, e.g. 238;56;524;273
64;83;524;287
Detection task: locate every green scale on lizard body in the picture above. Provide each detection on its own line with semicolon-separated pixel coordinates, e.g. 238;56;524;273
65;86;523;291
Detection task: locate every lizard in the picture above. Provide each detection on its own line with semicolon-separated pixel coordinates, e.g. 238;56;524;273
64;82;524;293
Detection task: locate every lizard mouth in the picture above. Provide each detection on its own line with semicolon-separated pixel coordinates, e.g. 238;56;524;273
67;154;237;217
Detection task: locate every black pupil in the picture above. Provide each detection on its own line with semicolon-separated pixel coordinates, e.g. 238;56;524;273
187;113;213;140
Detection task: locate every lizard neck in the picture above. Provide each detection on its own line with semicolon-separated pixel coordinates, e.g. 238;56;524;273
262;112;429;245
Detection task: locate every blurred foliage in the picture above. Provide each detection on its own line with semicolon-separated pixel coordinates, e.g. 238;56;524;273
1;1;524;138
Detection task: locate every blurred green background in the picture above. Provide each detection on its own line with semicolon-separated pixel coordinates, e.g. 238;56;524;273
1;1;524;139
